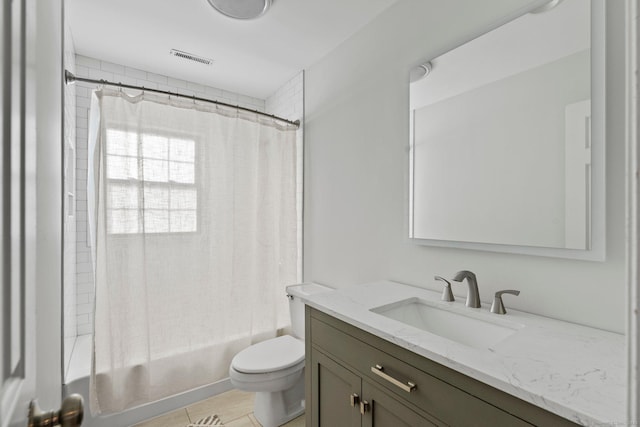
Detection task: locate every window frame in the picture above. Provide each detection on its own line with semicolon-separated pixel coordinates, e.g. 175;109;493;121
103;124;201;237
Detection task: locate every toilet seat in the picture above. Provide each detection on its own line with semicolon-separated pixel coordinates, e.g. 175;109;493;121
231;335;304;374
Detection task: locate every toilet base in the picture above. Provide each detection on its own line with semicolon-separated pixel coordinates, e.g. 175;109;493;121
253;370;305;427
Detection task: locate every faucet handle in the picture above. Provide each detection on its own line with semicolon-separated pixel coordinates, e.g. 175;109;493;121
435;276;454;302
491;290;520;314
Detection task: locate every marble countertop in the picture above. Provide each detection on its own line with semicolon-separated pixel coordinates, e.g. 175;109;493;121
300;280;625;426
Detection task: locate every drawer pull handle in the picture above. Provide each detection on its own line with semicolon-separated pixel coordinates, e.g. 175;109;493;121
350;393;360;407
371;364;417;393
360;400;370;414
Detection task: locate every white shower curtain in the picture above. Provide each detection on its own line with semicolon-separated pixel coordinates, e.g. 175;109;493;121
87;89;298;414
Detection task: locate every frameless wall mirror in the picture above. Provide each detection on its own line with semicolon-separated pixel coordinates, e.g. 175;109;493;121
409;0;605;260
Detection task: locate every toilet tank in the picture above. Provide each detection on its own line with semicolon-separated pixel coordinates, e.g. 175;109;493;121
286;283;332;339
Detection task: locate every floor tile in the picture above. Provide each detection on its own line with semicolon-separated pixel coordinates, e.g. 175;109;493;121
225;415;257;427
282;414;305;427
132;408;190;427
249;413;305;427
186;389;254;424
248;413;261;426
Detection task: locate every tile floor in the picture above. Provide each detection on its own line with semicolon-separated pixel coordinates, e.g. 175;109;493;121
133;389;305;427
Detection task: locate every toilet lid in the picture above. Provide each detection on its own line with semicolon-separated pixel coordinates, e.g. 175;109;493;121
232;335;304;374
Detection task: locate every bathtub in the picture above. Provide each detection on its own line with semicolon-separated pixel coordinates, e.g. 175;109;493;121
64;335;233;427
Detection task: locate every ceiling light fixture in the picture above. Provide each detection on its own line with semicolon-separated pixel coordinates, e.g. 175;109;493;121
206;0;272;20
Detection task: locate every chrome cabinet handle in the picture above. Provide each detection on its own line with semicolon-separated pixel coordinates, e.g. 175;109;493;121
359;400;370;414
349;393;360;407
371;364;416;393
28;394;84;427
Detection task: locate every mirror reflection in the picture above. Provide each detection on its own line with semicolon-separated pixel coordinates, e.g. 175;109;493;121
409;0;595;251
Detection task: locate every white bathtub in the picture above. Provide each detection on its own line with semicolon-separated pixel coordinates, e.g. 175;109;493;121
64;335;233;427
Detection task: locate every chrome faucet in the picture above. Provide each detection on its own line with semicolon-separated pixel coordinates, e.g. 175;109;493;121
452;270;481;308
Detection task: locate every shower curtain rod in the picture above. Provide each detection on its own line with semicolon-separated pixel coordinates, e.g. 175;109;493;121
64;70;300;128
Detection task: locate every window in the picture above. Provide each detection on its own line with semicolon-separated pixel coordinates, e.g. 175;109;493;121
105;129;198;234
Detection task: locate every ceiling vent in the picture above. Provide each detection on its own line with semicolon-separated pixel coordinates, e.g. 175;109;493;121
169;49;214;66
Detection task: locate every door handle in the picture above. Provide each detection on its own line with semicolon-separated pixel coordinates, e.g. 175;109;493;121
28;394;84;427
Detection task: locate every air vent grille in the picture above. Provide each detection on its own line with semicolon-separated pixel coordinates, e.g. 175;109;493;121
169;49;213;66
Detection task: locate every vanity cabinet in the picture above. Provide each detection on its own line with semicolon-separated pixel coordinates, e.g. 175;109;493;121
305;306;578;427
311;348;436;426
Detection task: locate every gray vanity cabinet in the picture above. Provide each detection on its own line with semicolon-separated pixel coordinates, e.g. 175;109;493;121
310;347;436;426
305;306;578;427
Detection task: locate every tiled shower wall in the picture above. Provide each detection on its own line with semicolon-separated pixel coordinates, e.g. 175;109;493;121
265;72;304;280
73;55;270;335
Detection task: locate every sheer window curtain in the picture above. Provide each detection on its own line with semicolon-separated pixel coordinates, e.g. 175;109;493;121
87;89;299;414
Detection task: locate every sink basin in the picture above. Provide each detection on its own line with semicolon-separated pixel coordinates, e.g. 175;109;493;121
371;297;522;349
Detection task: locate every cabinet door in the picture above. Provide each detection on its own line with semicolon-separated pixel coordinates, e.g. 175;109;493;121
362;381;444;427
310;348;362;427
362;381;440;427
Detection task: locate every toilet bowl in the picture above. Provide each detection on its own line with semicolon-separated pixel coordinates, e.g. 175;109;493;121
229;283;331;427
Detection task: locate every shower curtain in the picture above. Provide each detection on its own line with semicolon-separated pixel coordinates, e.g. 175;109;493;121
87;89;298;414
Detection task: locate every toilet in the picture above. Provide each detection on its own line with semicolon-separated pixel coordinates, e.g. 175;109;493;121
229;283;331;427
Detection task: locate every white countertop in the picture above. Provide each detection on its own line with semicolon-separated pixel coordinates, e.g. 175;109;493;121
300;280;625;426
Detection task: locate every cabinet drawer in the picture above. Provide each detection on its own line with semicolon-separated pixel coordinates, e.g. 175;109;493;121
310;314;532;427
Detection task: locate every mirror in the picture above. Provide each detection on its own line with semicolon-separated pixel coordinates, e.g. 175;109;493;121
409;0;605;260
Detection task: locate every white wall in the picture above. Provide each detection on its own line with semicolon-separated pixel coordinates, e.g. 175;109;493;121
266;71;304;279
73;55;266;335
304;0;627;333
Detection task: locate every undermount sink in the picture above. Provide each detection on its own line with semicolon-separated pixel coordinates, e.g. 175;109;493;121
370;297;523;350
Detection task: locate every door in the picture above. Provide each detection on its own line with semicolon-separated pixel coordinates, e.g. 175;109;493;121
1;0;65;426
310;349;361;427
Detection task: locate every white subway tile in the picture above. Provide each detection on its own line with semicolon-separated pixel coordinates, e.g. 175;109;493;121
205;86;223;98
76;96;91;109
75;86;89;97
147;72;168;85
137;80;158;90
77;324;92;336
76;55;101;69
76;273;93;285
101;61;125;75
76;303;93;315
125;66;147;80
118;75;139;86
76;105;89;118
77;283;94;294
76;262;93;274
222;90;239;103
76;127;88;139
184;81;204;93
88;68;114;82
167;77;188;89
